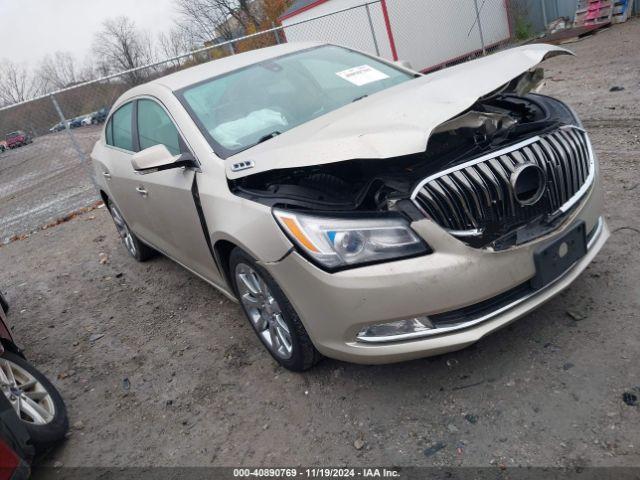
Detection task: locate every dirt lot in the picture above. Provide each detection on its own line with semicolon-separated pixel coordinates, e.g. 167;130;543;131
0;20;639;470
0;126;100;243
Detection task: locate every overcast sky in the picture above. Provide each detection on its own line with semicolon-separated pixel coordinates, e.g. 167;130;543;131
0;0;177;67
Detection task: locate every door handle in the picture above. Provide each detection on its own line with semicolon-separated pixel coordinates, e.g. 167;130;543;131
102;171;111;179
135;186;148;197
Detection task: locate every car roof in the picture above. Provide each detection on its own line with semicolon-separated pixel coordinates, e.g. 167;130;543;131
148;41;324;92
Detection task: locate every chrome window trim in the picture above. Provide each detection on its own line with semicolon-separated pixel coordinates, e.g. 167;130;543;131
104;101;136;153
103;94;201;168
103;144;135;155
133;95;199;166
356;216;604;344
410;126;595;235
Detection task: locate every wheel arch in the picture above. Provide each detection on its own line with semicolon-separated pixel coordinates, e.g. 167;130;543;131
213;239;238;295
212;235;288;296
99;189;110;209
0;338;25;359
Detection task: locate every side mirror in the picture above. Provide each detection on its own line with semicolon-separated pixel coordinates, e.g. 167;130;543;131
131;144;198;174
395;60;414;71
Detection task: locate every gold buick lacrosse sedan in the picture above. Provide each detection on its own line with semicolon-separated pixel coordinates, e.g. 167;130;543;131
91;42;608;371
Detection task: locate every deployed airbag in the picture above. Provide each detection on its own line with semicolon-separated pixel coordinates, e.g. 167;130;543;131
212;109;289;148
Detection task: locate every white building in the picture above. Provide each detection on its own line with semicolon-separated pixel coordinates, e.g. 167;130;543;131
279;0;512;72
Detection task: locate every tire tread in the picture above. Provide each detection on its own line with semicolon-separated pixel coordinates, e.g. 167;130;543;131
1;352;69;452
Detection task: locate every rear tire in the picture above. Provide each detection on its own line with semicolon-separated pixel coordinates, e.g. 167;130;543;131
229;248;321;372
107;199;156;262
0;352;69;452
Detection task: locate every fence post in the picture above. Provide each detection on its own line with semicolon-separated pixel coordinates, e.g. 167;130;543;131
272;22;281;44
365;3;381;56
473;0;487;55
541;0;548;27
50;93;97;187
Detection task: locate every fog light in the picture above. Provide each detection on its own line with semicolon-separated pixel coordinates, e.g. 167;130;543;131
357;316;433;341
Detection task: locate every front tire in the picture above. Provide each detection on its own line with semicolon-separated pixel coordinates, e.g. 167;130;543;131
0;352;69;452
107;199;156;262
0;290;8;313
229;248;321;372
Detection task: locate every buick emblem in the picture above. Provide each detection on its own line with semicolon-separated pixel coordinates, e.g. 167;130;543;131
510;163;547;206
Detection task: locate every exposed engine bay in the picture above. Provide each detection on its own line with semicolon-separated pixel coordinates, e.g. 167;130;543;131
231;92;580;218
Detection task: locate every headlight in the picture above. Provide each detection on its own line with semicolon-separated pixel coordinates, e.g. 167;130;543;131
273;209;430;270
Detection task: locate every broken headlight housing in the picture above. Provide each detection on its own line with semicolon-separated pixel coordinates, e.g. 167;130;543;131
273;209;430;270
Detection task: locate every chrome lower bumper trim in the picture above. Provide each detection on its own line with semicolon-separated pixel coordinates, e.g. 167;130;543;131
356;217;604;344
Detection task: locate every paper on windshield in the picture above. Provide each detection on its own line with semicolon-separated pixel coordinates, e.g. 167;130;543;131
336;65;389;86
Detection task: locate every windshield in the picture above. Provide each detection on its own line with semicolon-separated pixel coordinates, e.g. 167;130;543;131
178;45;414;158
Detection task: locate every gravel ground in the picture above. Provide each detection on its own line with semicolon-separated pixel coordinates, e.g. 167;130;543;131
0;126;100;243
0;19;638;470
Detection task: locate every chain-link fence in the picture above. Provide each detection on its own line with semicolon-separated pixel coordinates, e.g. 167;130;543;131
0;0;633;243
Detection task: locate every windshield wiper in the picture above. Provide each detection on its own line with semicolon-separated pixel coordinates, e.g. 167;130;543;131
256;131;281;145
352;94;369;103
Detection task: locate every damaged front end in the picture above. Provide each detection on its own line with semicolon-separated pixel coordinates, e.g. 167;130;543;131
228;45;592;253
231;94;590;250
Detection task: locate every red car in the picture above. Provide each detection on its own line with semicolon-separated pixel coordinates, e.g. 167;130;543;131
0;393;33;480
5;132;31;150
0;291;68;455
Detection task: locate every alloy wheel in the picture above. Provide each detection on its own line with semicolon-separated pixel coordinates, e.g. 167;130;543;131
0;357;55;425
235;263;293;360
110;203;137;257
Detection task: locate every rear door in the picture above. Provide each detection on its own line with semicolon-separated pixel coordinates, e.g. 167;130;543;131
101;102;154;242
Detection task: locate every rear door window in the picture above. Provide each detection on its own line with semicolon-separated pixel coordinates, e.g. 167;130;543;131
105;118;114;145
111;102;134;151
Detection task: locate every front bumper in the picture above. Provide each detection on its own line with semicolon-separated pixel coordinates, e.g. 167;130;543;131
265;173;608;364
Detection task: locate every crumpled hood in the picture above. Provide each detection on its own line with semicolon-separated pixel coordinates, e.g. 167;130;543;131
226;44;572;179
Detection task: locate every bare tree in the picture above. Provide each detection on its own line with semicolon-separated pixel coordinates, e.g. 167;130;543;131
0;60;37;105
78;54;100;81
158;27;192;68
174;0;230;45
37;51;86;92
226;0;261;29
92;16;156;84
174;0;263;45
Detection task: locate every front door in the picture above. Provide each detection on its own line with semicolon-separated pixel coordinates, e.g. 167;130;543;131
132;98;221;283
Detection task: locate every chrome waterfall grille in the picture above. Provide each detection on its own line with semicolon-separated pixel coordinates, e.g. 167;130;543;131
411;126;594;244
